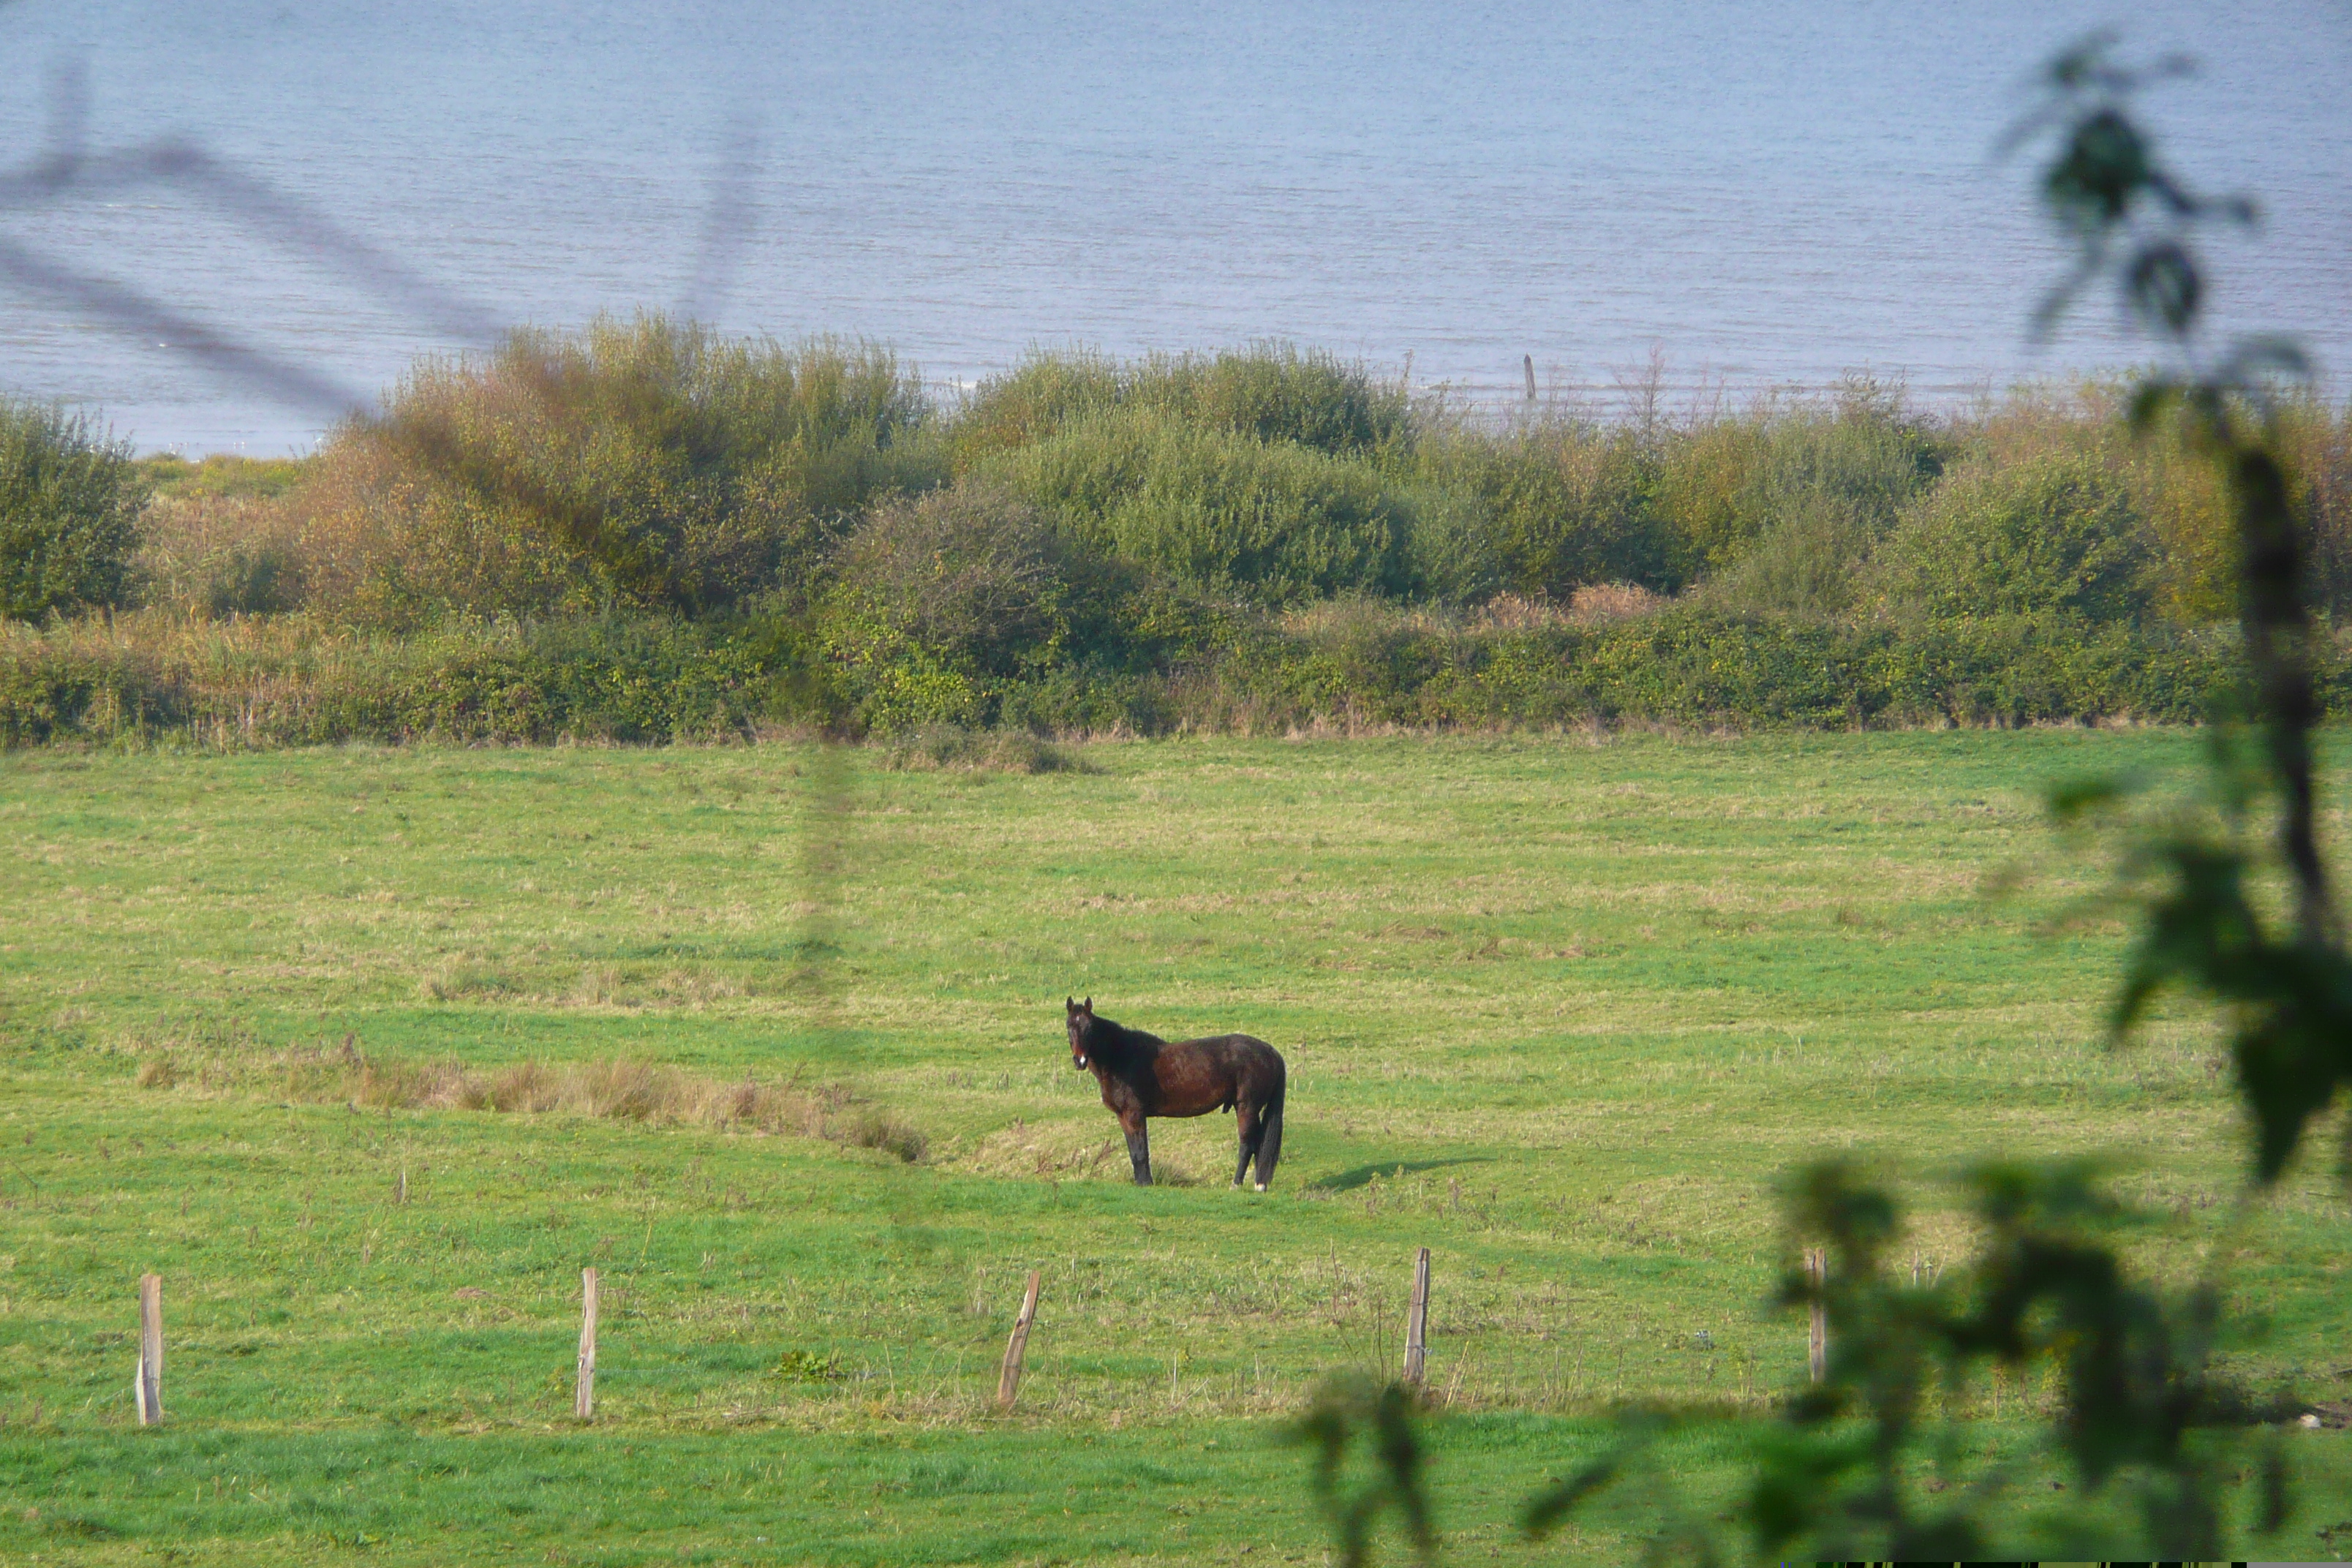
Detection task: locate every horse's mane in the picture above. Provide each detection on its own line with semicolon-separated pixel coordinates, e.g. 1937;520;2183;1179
1081;1011;1161;1066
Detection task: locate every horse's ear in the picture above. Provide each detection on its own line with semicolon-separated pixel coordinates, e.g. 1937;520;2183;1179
1082;996;1092;1013
1065;995;1074;1010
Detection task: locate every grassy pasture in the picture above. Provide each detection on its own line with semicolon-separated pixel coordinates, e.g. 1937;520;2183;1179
1;731;2347;1564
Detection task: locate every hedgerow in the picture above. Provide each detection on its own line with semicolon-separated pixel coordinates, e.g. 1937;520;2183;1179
4;595;2310;749
11;329;2350;746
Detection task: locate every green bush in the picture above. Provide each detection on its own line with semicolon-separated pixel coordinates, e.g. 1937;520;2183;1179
809;482;1232;734
1700;492;1882;620
948;349;1128;461
1745;381;1940;536
1697;382;1943;618
1648;411;1771;579
296;315;941;625
814;486;1076;731
952;346;1434;606
980;407;1421;605
954;344;1407;466
1870;453;2152;620
1387;478;1505;604
1139;344;1409;455
0;402;144;621
1415;420;1662;598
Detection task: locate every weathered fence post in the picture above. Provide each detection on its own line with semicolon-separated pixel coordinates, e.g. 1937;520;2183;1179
1523;354;1538;403
1403;1246;1432;1388
997;1270;1041;1411
135;1273;163;1425
1803;1247;1827;1384
575;1267;599;1419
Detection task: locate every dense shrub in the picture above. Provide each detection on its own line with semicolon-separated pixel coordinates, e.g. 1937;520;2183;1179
1870;453;2152;620
249;336;2351;635
1401;380;1946;613
1745;382;1940;537
954;344;1409;465
2124;390;2352;622
295;316;939;625
810;482;1234;733
946;344;1474;608
980;407;1422;605
1414;420;1661;598
823;486;1077;679
814;486;1079;731
2290;396;2352;617
1648;410;1771;579
952;347;1442;606
0;402;144;621
1939;382;2217;622
1143;344;1410;455
1695;382;1943;618
946;349;1128;460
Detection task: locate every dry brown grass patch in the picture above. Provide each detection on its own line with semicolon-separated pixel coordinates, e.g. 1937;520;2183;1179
1473;584;1668;630
147;1039;928;1161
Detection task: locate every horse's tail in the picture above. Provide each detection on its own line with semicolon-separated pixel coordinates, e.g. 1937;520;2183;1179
1256;1094;1284;1188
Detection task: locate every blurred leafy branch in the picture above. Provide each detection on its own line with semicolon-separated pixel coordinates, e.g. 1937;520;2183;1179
1290;1379;1436;1568
1293;34;2342;1564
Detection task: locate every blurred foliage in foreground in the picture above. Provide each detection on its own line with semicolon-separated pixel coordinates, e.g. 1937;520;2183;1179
1289;34;2351;1566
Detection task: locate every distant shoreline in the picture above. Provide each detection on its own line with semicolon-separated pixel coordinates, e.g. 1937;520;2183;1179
105;355;2228;462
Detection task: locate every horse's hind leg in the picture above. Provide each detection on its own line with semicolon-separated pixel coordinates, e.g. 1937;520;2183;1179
1232;1104;1263;1188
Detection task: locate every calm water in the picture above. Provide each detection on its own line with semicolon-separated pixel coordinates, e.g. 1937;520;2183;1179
3;1;2347;453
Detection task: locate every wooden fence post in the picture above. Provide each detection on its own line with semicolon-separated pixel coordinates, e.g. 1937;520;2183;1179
1523;354;1538;403
575;1267;599;1420
997;1270;1041;1411
1803;1247;1827;1384
1403;1247;1432;1387
135;1273;163;1426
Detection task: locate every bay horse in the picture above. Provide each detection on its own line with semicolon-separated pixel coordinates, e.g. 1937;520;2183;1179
1065;998;1286;1189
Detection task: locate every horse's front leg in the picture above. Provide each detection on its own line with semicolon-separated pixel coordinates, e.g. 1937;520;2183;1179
1123;1116;1152;1186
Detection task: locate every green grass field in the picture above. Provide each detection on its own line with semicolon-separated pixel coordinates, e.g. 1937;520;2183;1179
1;731;2347;1564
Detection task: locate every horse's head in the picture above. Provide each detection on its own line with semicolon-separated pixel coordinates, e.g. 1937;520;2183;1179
1065;996;1097;1069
